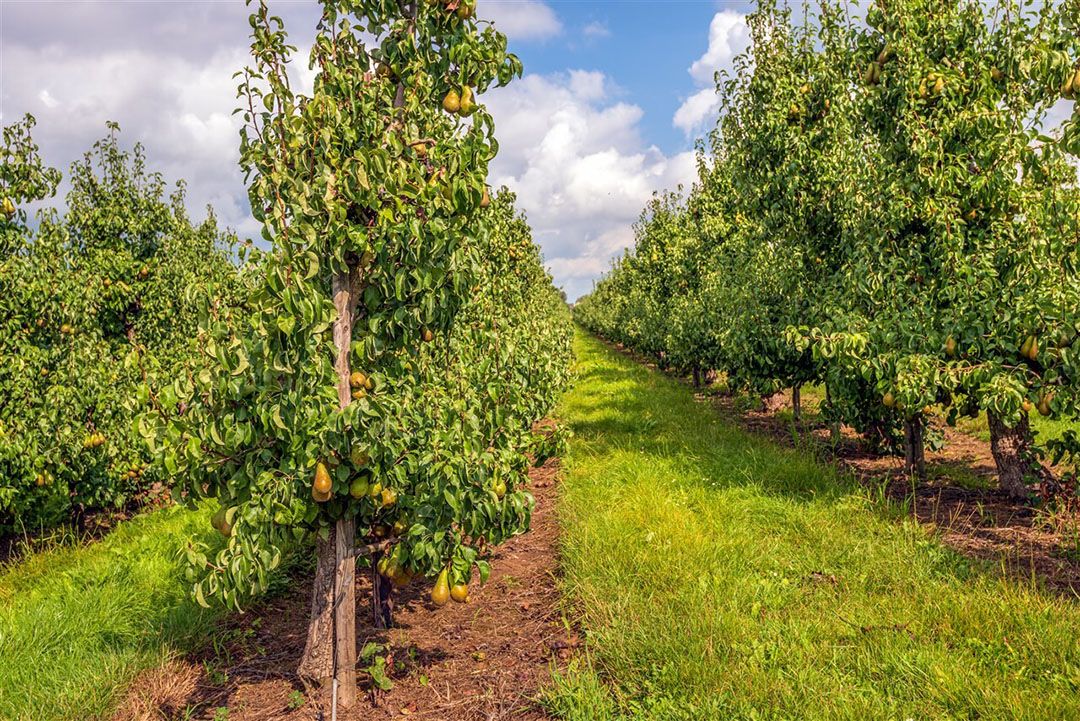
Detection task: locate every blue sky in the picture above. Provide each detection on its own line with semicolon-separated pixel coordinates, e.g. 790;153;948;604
0;0;757;300
508;1;746;154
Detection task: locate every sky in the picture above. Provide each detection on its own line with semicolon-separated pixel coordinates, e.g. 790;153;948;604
0;0;757;301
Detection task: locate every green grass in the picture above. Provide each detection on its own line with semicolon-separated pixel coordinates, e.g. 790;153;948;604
546;330;1080;721
0;505;220;721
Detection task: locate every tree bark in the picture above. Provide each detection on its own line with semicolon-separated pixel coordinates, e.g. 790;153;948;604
692;365;701;389
903;415;925;480
987;410;1054;500
792;385;802;422
298;533;336;685
825;383;841;443
371;550;394;629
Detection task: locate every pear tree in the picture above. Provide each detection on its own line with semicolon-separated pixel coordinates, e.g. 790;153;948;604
140;0;578;707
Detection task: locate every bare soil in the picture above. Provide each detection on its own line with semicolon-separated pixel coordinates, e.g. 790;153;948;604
112;459;571;721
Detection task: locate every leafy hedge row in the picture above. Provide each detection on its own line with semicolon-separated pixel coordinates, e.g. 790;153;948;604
576;0;1080;497
0;116;247;532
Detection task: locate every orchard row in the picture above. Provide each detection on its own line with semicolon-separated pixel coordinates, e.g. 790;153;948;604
575;0;1080;498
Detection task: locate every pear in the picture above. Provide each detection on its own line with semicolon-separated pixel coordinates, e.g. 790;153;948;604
458;86;476;116
944;336;957;357
349;477;370;499
450;583;469;603
456;0;475;20
876;43;893;65
492;478;507;499
350;371;369;389
422;327;435;343
1037;391;1053;417
990;66;1004;82
1;197;14;219
312;486;331;503
1026;335;1039;361
443;88;461;114
480;188;491;208
431;569;451;606
1074;68;1080;95
932;76;945;95
883;391;896;408
381;487;398;508
313;461;333;495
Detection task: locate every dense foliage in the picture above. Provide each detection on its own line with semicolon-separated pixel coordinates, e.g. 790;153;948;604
576;0;1080;497
0;116;245;531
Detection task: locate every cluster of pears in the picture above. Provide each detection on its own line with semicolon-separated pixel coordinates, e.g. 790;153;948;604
1062;65;1080;99
442;85;477;117
377;546;415;589
83;431;107;449
350;370;374;400
430;567;470;606
863;43;893;86
34;470;54;486
919;72;946;98
121;462;145;481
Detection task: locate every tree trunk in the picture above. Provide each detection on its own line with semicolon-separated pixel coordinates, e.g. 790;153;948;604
298;533;336;686
825;383;841;443
792;385;802;422
371;551;394;629
692;365;701;389
903;415;925;480
987;410;1054;500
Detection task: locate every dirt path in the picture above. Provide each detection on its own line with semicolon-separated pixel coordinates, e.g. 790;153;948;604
113;458;571;721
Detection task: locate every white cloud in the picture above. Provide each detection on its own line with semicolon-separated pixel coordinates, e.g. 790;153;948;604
674;10;750;136
582;21;610;39
481;0;562;41
689;11;750;84
486;72;697;300
673;88;722;135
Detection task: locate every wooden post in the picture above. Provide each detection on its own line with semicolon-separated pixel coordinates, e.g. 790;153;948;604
329;268;360;706
333;517;356;708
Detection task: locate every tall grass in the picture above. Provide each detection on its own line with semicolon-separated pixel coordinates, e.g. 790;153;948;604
546;330;1080;720
0;506;219;721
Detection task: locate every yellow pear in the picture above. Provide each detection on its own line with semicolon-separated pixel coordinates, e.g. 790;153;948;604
313;461;332;495
431;569;451;606
459;86;476;116
443;88;461;114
